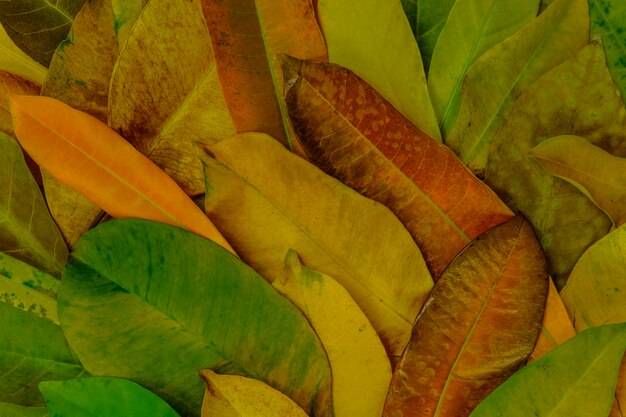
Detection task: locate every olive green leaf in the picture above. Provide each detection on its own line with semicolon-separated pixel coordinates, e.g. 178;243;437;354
416;0;456;72
317;0;441;140
0;132;67;278
446;0;589;174
40;377;181;417
0;302;86;407
590;0;626;103
470;323;626;417
58;219;332;417
485;42;623;287
0;0;88;67
199;132;433;357
429;0;539;137
399;0;417;36
0;250;58;323
0;403;47;417
0;25;46;84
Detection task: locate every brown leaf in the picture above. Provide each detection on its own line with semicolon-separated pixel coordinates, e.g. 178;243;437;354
282;56;513;278
383;215;548;417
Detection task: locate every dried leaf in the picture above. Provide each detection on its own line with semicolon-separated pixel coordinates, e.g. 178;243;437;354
9;95;233;253
446;0;589;174
317;0;441;140
0;72;39;136
59;219;332;417
273;250;391;417
0;132;67;277
471;324;626;417
200;370;309;417
0;0;88;66
282;57;512;279
484;42;624;286
200;132;433;356
0;25;46;84
530;135;626;227
383;216;548;417
108;0;235;196
428;0;539;136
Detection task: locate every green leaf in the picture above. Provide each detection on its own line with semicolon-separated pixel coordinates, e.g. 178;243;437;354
429;0;539;137
0;251;58;323
0;302;86;406
199;132;433;357
58;219;332;417
317;0;441;141
590;0;626;103
446;0;589;174
561;225;626;331
470;324;626;417
40;377;181;417
484;41;621;287
0;0;88;67
0;132;67;277
399;0;417;36
416;0;456;72
530;135;626;227
0;403;47;417
0;25;46;84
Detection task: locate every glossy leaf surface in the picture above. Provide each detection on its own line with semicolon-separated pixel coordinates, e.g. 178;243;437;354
10;95;233;253
471;324;626;417
0;132;67;277
446;0;589;174
0;303;86;406
40;377;181;417
283;57;512;279
429;0;538;136
273;250;391;417
0;0;87;66
485;42;624;286
200;370;309;417
317;0;440;140
384;216;548;417
200;132;433;356
58;219;332;417
530;135;626;227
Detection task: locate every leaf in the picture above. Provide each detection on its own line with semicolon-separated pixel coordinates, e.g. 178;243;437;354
399;0;417;36
58;219;332;417
0;0;88;67
0;72;39;136
0;302;87;406
470;324;626;417
200;0;326;150
416;0;456;73
0;25;46;84
0;403;47;417
446;0;589;174
282;57;513;279
108;0;235;196
9;95;234;253
200;370;309;417
561;225;626;331
317;0;441;141
428;0;539;137
529;278;575;362
383;216;548;417
0;251;59;323
200;132;432;356
530;135;626;227
590;0;626;103
273;250;391;417
0;131;67;277
484;41;624;286
39;377;181;417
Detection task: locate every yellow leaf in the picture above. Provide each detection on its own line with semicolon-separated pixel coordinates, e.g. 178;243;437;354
9;95;234;253
200;369;309;417
273;250;391;417
0;25;46;85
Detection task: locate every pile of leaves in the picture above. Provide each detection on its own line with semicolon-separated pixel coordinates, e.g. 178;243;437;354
1;0;626;415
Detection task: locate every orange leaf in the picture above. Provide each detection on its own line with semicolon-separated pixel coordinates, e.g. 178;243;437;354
383;216;548;417
9;95;233;253
282;57;513;279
